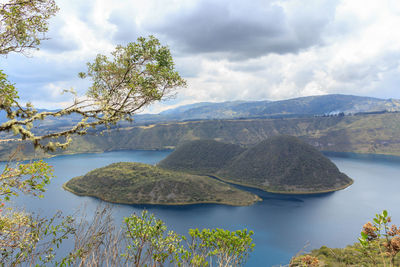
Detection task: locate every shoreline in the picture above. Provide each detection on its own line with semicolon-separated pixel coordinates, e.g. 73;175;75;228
0;148;175;163
207;174;354;195
3;148;400;163
62;182;262;207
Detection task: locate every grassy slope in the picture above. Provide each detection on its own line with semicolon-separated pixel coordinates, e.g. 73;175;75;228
157;139;245;173
216;136;353;193
159;137;353;194
63;162;261;206
3;113;400;161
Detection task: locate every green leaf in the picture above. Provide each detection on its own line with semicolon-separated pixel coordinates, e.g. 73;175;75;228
361;232;368;239
382;210;388;218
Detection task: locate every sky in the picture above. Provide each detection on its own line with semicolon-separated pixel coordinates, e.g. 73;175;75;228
2;0;400;113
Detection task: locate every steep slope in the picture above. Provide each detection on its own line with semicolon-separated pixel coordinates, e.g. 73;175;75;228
217;136;353;193
63;162;260;206
5;112;400;161
158;139;245;173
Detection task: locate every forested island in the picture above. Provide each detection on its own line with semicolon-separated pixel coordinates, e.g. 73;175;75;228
64;135;352;206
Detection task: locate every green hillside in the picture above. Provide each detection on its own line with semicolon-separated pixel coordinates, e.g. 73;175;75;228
63;162;261;206
49;112;400;157
159;137;352;194
3;112;400;161
217;136;353;193
158;139;245;173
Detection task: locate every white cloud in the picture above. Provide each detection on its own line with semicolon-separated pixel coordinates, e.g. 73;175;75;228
2;0;400;112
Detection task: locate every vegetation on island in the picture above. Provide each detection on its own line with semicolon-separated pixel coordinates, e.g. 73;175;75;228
159;136;353;193
217;135;353;193
63;162;261;206
157;139;245;173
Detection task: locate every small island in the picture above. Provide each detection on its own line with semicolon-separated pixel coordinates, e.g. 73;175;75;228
63;162;261;206
159;136;353;194
64;135;353;206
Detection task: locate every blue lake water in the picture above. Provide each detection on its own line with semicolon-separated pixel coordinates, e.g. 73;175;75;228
4;150;400;266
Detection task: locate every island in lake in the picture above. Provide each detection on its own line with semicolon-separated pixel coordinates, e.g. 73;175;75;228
63;162;261;206
159;135;353;194
64;135;353;205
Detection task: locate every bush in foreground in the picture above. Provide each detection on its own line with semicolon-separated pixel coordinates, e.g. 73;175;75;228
290;210;400;267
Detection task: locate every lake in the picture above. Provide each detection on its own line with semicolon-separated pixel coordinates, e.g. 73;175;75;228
5;150;400;266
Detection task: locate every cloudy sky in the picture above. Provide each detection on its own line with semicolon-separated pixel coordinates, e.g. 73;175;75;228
2;0;400;113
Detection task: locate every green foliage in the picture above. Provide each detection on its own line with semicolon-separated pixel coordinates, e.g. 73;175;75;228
63;162;260;206
291;211;400;267
182;228;255;267
123;210;182;267
0;210;75;266
357;210;400;266
1;0;186;265
82;36;185;108
122;210;255;267
0;35;185;152
0;70;18;109
76;35;186;130
1;159;54;202
0;0;58;55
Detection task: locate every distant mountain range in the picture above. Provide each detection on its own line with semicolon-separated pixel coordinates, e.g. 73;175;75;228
1;95;400;128
134;94;400;123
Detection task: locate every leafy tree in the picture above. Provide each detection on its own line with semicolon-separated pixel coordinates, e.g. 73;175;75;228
0;0;185;265
123;210;255;267
0;0;58;55
122;210;182;267
0;34;186;151
181;228;255;267
0;210;75;266
1;2;255;266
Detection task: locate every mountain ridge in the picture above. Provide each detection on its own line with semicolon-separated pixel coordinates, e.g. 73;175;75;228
2;94;399;130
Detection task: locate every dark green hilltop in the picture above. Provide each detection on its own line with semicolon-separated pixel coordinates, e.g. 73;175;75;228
63;162;261;206
157;139;245;174
159;136;353;194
